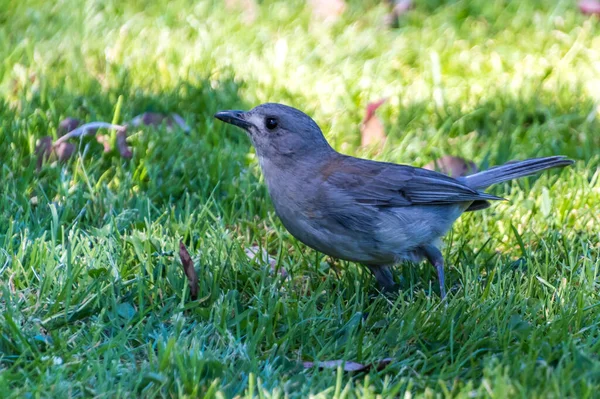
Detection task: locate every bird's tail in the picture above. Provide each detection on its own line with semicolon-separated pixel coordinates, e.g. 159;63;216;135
463;156;574;190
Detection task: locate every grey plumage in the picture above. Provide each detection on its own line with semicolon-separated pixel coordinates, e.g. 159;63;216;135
461;156;573;189
215;103;574;298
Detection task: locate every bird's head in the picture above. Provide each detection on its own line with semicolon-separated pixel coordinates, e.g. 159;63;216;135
215;103;333;162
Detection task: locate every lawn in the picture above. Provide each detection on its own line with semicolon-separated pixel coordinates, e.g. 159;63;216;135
1;0;599;397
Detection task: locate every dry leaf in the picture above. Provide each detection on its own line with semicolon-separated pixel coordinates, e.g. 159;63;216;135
116;129;132;159
35;136;53;170
55;122;131;159
580;0;600;14
130;112;191;133
423;155;478;177
179;241;199;300
303;358;393;372
36;136;75;168
360;98;387;151
58;118;82;136
55;142;76;162
245;245;288;278
309;0;346;22
54;122;126;146
37;110;191;169
130;112;168;127
224;0;258;24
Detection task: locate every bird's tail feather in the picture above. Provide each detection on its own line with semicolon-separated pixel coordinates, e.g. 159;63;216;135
463;156;574;190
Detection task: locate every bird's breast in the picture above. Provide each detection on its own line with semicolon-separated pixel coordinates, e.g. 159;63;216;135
260;167;391;263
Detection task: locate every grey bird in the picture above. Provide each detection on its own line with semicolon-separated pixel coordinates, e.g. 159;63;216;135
215;103;574;298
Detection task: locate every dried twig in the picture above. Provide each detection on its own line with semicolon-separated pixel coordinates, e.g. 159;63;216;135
130;112;191;133
54;122;126;146
179;241;199;300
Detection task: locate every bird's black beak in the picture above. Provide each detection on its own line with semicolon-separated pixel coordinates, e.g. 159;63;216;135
214;110;253;130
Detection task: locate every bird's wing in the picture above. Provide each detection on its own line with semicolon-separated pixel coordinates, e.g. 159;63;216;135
321;155;504;207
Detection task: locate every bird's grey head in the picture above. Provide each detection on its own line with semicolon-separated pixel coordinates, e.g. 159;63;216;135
214;103;333;163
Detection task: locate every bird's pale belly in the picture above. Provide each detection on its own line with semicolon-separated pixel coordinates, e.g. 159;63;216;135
274;201;467;266
277;211;392;264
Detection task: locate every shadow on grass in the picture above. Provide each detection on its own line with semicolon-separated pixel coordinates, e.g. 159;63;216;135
1;71;597;397
0;70;268;236
386;93;598;166
0;71;262;378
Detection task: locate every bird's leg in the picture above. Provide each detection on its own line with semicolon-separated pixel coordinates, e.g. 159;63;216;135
422;246;446;299
366;265;398;293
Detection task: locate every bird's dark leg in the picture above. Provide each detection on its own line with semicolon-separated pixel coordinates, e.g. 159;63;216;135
422;246;446;299
366;265;398;293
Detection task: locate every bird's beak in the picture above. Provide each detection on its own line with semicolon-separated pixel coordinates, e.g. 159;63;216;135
214;110;253;130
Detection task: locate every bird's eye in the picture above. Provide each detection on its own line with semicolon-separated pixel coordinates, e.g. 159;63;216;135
265;117;278;130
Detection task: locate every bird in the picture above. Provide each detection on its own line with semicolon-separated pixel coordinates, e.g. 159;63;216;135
214;103;574;298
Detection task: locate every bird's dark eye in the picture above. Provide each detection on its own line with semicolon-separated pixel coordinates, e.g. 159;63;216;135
265;117;278;130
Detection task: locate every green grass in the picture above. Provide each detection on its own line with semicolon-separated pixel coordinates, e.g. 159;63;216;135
1;0;599;397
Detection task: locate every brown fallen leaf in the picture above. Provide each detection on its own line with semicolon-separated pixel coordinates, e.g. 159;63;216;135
58;117;82;136
179;241;199;301
423;155;478;177
130;112;168;127
245;245;288;278
303;358;393;372
580;0;600;14
309;0;346;22
55;122;131;160
116;129;132;159
38;110;191;168
42;122;129;164
130;112;191;133
35;137;76;169
360;98;387;152
54;122;126;146
35;136;54;170
55;142;76;162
